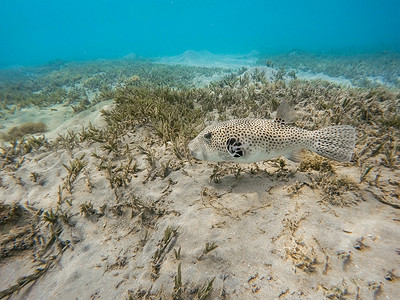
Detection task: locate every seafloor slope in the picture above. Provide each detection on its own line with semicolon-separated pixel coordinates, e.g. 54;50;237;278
0;54;399;299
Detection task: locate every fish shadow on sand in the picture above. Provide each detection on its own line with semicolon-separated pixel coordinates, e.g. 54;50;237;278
203;164;309;207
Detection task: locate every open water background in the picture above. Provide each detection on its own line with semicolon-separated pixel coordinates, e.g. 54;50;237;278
1;0;400;67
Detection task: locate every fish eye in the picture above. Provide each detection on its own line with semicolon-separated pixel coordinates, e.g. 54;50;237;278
203;132;212;139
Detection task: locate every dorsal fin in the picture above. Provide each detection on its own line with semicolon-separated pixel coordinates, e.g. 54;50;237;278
275;100;296;124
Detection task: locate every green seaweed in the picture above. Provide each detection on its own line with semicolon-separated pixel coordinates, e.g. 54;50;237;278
197;242;218;261
299;154;334;173
43;208;58;224
151;226;179;279
0;57;224;113
0;203;25;225
197;278;215;300
173;263;183;299
0;135;48;168
319;175;359;206
62;155;87;192
80;202;96;217
174;246;181;260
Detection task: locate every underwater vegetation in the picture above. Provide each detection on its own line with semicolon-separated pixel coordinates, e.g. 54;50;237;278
258;51;400;88
0;136;48;168
1;121;47;141
0;56;399;298
0;58;226;115
1;56;399;190
0;200;70;299
1;58;399;185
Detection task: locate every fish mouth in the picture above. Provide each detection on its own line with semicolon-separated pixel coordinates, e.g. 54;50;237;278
188;142;208;161
190;151;201;161
188;139;217;161
187;140;195;154
188;140;201;160
189;148;205;161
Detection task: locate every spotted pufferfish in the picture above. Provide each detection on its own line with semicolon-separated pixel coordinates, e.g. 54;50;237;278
188;100;356;163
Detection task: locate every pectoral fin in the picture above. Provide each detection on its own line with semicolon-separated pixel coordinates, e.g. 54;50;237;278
284;149;304;163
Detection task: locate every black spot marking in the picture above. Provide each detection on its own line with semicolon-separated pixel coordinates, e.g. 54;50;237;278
274;117;286;125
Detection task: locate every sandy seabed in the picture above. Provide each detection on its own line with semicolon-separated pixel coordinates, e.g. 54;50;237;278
1;53;400;299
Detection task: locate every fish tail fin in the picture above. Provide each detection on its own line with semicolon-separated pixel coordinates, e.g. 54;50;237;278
309;125;356;162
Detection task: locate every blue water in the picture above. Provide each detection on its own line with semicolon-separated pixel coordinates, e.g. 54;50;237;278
1;0;400;67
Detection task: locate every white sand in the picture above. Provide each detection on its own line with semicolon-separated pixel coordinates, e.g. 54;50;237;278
1;121;399;298
158;50;258;68
0;100;113;142
296;70;353;87
158;50;354;87
1;65;399;299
